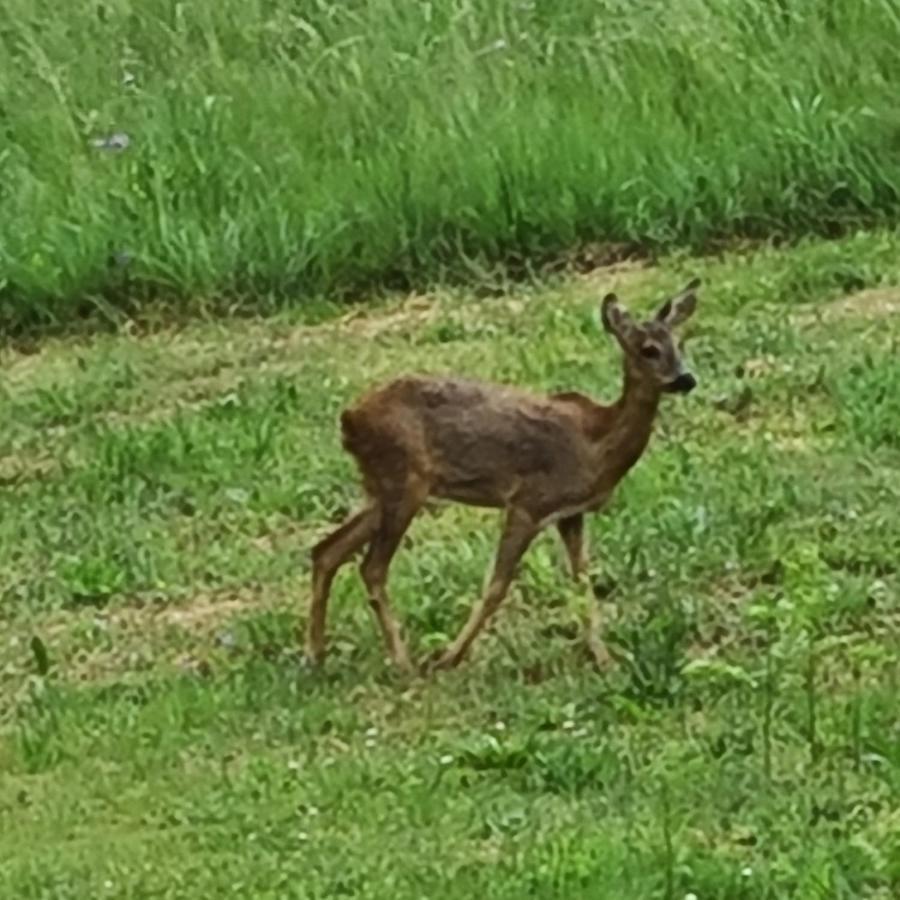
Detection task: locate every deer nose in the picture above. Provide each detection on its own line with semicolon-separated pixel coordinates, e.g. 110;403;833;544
668;372;697;394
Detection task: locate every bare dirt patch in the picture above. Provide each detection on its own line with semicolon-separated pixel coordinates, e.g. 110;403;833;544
1;586;291;695
330;294;443;340
0;453;58;485
796;286;900;325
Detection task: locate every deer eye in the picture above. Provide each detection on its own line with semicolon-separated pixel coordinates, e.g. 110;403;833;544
640;345;660;360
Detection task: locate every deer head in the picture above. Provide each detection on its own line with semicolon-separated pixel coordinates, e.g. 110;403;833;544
600;278;700;394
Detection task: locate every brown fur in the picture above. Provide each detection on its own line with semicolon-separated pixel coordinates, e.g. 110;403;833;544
304;280;701;673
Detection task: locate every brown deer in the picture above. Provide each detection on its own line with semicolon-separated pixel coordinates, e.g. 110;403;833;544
304;278;701;673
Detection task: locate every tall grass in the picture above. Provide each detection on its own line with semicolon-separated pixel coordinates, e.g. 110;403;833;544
2;0;900;330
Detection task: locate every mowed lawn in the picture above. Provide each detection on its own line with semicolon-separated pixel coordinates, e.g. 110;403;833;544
1;235;899;898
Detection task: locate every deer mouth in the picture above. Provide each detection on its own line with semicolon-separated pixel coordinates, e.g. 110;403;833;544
663;373;697;394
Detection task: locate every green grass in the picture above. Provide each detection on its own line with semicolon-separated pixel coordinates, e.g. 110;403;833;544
3;0;900;331
1;234;899;898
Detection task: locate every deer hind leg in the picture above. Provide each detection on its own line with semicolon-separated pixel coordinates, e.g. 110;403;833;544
305;504;381;666
557;514;611;671
358;478;428;671
427;509;539;672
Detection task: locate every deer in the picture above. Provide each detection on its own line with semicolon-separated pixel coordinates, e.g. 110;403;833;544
304;278;701;674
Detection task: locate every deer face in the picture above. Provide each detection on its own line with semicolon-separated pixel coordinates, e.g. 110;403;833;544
600;278;700;394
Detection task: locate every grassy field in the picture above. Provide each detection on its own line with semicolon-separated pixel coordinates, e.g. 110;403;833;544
1;233;899;897
3;0;900;331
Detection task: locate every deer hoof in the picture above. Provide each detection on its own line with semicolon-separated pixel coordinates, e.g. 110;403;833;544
302;646;326;670
419;649;456;676
390;652;415;675
586;641;614;673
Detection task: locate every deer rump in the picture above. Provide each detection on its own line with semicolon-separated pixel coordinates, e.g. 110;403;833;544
340;375;599;515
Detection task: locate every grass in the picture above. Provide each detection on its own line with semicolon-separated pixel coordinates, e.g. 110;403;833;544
1;233;899;898
3;0;900;331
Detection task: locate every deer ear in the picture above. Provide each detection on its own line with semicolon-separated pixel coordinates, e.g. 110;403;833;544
657;277;700;327
601;293;636;341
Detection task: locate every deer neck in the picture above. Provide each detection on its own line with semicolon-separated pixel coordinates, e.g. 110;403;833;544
592;357;661;487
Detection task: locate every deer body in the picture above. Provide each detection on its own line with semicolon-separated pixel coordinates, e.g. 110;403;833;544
343;375;655;524
304;280;701;673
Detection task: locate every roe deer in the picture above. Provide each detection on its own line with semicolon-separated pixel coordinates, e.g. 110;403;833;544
304;278;701;673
